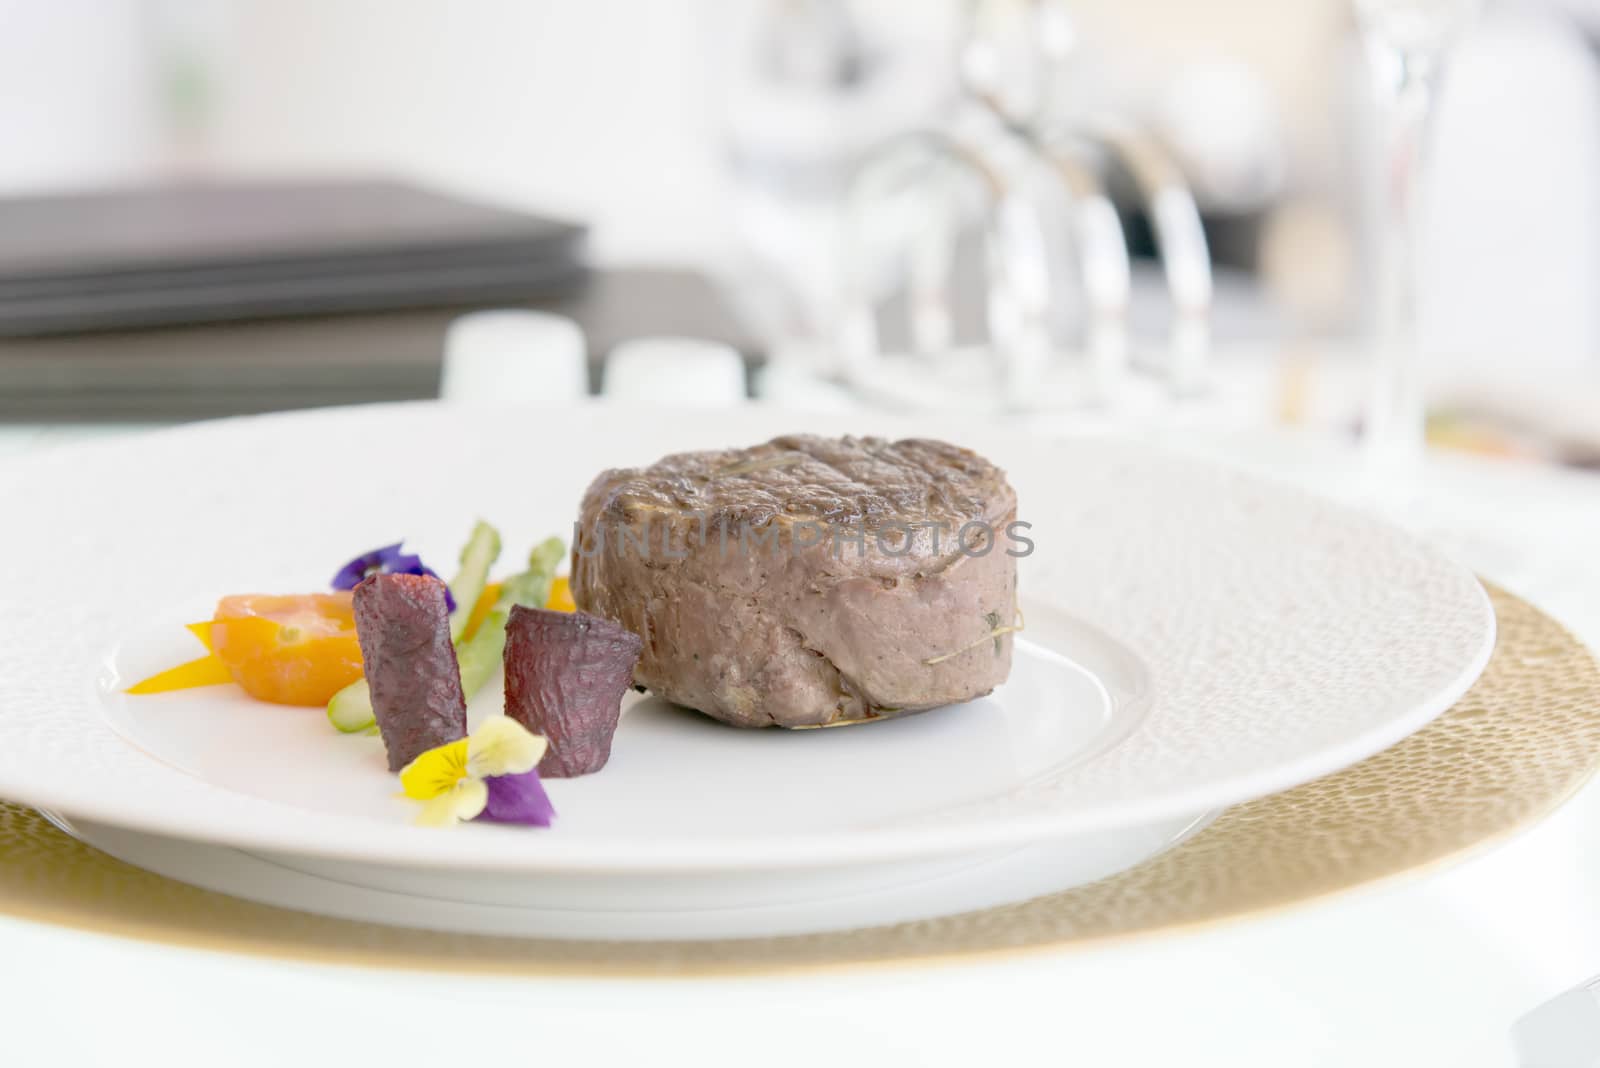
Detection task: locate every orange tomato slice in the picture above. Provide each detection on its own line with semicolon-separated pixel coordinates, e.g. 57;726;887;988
210;592;364;706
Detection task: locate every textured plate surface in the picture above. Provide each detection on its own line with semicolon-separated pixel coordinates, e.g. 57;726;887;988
0;402;1494;871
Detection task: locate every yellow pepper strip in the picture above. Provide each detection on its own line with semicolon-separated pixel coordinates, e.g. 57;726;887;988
126;652;234;694
185;621;215;651
546;576;576;613
461;583;502;642
126;621;231;694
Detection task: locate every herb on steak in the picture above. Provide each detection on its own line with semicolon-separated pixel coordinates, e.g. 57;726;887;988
352;573;469;771
921;605;1025;666
503;606;643;778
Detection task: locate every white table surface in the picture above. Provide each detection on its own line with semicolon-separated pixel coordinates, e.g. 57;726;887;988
3;414;1599;1068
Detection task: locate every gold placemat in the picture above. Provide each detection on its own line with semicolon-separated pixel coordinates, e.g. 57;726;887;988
1;584;1596;977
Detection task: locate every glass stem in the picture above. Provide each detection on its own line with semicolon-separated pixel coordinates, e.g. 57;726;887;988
1364;45;1438;482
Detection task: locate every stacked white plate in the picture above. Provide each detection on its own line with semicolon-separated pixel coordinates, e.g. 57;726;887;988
0;403;1495;940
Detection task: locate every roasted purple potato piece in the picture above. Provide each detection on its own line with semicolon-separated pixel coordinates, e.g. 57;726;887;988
503;606;643;777
352;573;468;771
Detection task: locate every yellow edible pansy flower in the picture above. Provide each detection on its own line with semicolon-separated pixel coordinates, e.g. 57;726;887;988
399;717;548;827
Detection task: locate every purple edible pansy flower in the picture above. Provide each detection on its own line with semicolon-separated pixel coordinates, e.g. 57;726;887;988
478;769;556;827
331;541;455;611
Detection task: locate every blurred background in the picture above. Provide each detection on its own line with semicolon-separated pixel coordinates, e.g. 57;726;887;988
1;0;1597;466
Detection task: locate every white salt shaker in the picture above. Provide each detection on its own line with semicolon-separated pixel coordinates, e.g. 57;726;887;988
602;337;747;406
439;310;589;406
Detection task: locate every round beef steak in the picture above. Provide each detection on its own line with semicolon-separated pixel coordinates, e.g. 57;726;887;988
571;434;1020;728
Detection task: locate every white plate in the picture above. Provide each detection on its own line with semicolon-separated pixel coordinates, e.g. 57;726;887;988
0;402;1494;874
45;809;1216;939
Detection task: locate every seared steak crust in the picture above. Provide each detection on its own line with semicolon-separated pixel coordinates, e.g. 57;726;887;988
572;434;1018;728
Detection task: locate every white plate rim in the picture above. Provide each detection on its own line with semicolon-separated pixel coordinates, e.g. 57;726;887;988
44;808;1219;940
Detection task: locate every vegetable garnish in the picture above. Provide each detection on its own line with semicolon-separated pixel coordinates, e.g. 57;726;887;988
446;521;501;641
547;575;577;613
125;600;365;704
455;537;566;703
331;542;456;612
126;620;234;694
503;606;642;778
328;523;504;734
209;592;365;706
399;716;555;827
352;573;467;771
325;532;563;735
326;679;377;734
461;583;502;642
127;624;224;694
125;653;234;694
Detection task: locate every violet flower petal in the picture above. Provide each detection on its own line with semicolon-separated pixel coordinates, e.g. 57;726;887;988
478;769;556;827
331;542;454;610
331;542;407;590
406;563;455;611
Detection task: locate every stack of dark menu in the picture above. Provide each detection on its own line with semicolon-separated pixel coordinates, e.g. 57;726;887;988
0;178;592;418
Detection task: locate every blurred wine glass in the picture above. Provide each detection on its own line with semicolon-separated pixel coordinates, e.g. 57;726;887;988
1353;0;1479;493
